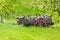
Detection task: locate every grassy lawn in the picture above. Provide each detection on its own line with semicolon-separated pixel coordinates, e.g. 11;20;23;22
0;0;60;40
0;23;60;40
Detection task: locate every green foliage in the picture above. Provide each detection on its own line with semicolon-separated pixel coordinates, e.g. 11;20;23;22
0;0;60;22
0;0;59;15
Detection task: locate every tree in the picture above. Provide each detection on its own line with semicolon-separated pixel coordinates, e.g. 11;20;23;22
0;0;14;22
49;0;60;15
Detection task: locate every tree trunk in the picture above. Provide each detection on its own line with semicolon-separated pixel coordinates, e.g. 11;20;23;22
57;8;60;16
0;15;3;23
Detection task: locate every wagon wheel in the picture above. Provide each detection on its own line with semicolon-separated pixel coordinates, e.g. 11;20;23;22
17;19;25;25
17;20;22;25
34;19;43;26
34;18;48;27
38;20;48;27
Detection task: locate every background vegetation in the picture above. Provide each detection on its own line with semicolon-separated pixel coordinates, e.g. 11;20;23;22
0;0;60;40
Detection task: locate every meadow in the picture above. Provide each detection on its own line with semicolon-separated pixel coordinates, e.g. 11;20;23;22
0;0;60;40
0;19;60;40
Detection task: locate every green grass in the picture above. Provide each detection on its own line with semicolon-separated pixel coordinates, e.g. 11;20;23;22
0;0;60;40
0;23;60;40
